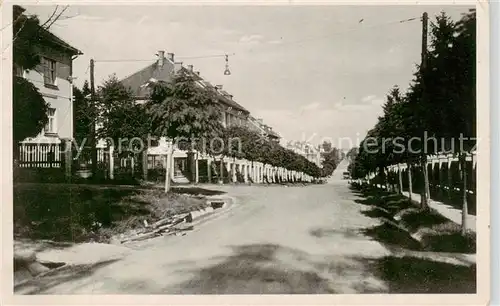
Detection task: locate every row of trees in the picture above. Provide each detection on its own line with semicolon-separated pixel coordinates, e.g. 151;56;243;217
74;72;323;190
218;125;323;178
349;10;476;233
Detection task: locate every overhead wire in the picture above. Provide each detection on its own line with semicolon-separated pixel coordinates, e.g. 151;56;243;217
91;16;420;64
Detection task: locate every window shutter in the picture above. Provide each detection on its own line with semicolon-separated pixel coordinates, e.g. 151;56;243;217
42;58;50;84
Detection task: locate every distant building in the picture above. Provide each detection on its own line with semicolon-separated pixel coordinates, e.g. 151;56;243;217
247;116;280;142
286;141;322;167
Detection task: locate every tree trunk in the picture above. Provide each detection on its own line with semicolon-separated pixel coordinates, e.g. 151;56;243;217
460;153;468;235
164;146;174;193
251;160;254;183
420;158;429;210
219;157;224;184
425;162;431;200
407;163;413;201
447;157;453;201
383;167;389;191
397;164;403;194
142;143;148;181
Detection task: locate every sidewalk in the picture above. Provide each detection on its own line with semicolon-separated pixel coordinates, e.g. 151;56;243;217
401;191;476;232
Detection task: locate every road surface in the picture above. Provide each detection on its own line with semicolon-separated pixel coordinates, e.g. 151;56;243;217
16;160;395;294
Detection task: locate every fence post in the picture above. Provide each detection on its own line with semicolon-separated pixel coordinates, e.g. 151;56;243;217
407;164;413;200
207;158;212;184
447;157;453;201
131;154;135;177
142;149;148;181
195;152;199;184
109;145;114;180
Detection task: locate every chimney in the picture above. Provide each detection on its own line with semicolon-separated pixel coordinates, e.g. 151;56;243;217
187;64;194;72
157;50;165;67
174;62;183;73
215;85;223;91
167;52;175;62
195;71;200;76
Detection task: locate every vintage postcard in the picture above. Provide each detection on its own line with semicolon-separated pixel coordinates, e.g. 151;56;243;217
1;0;490;305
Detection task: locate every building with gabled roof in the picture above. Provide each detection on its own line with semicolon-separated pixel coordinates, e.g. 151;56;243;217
120;51;249;120
118;50;255;183
15;6;83;145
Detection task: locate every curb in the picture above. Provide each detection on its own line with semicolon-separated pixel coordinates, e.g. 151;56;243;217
190;195;234;221
119;195;236;244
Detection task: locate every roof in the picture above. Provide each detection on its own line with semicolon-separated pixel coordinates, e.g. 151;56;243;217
40;27;82;55
16;6;82;56
218;92;249;114
248;116;280;139
120;57;249;113
266;128;280;138
120;60;175;98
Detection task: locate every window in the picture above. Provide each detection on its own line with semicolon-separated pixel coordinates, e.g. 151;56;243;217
44;108;56;134
42;57;57;85
221;112;227;127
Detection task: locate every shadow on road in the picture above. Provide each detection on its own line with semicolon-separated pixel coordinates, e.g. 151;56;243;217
169;243;389;294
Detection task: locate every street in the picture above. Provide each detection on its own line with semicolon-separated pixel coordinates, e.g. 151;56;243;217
17;161;399;294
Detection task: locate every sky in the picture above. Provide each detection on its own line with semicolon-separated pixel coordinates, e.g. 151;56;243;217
25;4;472;149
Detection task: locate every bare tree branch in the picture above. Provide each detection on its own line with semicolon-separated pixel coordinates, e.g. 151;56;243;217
40;5;59;29
43;6;69;30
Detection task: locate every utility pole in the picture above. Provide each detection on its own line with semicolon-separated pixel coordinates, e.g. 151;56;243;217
420;12;430;209
89;59;98;179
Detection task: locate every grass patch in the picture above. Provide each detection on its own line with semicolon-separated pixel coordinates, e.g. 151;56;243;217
14;184;209;243
362;223;422;251
384;199;413;215
353;184;476;254
400;209;450;232
419;221;476;253
422;232;476;254
373;256;476;293
361;207;393;219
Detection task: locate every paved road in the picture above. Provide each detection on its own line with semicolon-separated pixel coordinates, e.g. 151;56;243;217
17;160;395;294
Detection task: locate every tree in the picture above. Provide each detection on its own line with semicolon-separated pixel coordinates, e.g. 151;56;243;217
453;9;476;235
424;10;476;233
73;80;93;146
94;75;152;180
12;5;73;156
146;71;224;192
13;77;49;152
351;11;476;234
97;75;150;151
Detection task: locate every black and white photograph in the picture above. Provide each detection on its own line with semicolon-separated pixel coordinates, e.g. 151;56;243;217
1;0;490;303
